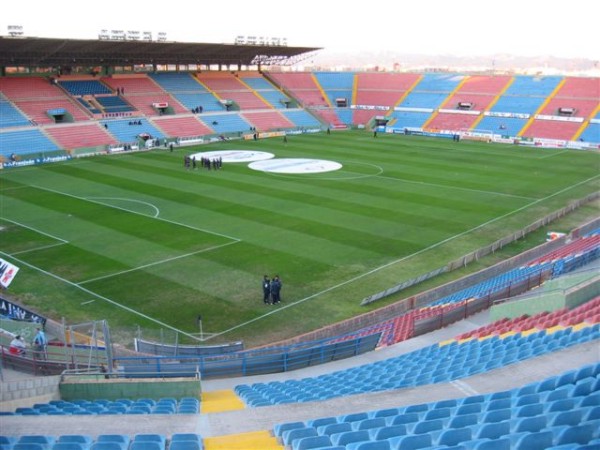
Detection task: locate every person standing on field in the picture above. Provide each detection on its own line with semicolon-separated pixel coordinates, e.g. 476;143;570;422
262;275;271;304
270;275;282;304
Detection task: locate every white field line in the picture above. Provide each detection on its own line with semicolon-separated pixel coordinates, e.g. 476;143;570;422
207;172;600;341
10;242;67;256
374;173;538;200
0;217;69;243
538;149;570;159
0;250;202;342
0;185;30;192
87;197;161;218
78;240;240;285
33;185;242;242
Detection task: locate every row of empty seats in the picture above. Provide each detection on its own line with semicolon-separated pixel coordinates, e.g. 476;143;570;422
274;362;600;450
234;317;599;407
1;397;200;416
0;434;203;450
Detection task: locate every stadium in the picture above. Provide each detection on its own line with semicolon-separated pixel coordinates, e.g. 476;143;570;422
1;23;599;450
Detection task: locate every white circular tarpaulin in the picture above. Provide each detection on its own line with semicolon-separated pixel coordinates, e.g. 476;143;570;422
190;150;274;163
248;158;342;174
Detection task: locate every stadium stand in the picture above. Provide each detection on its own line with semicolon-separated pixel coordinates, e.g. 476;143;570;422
240;73;290;109
1;67;599;450
100;118;165;143
2;72;599;162
196;112;251;134
0;95;31;128
152;116;214;138
281;110;322;128
57;80;113;96
0;128;60;158
44;123;118;149
241;111;295;131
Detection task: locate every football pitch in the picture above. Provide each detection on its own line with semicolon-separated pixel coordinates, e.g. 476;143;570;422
1;131;598;348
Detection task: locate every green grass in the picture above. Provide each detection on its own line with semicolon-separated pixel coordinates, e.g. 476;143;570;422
1;131;598;348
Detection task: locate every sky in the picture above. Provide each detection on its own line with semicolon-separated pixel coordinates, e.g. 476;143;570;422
2;0;599;61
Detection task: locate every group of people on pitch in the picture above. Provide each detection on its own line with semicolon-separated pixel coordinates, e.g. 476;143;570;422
262;275;282;305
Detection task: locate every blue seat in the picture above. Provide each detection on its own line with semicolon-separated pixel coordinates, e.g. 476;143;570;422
346;441;391;450
410;418;445;435
572;378;596;397
307;417;337;429
424;407;452;420
283;428;318;446
404;404;429;414
90;444;126;450
352;417;386;431
369;424;407;441
553;423;596;446
167;442;200;450
511;416;546;433
515;403;544;418
129;443;162;450
176;406;199;414
487;390;512;401
52;444;84;450
548;409;584;427
132;435;165;445
292;435;332;450
448;413;479;429
470;437;511;450
274;422;305;438
455;403;482;416
481;408;511;423
330;430;370;447
514;393;540;407
575;364;597;381
546;398;579;413
514;430;554;450
388;433;431;450
584;406;600;421
388;413;420;425
556;370;577;388
485;398;512;411
13;445;45;450
318;423;352;436
433;399;458;409
371;408;400;418
340;412;369;423
461;395;486;405
18;438;54;446
435;427;472;446
472;421;511;440
169;434;201;443
95;436;129;446
580;392;600;407
545;386;574;402
56;437;92;447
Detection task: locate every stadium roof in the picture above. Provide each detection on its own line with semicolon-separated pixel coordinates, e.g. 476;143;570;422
0;37;321;68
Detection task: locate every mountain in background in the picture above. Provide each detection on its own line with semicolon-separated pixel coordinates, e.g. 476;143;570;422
302;50;600;75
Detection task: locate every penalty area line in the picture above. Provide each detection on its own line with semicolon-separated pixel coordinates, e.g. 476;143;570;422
0;250;201;342
0;216;69;243
33;185;242;242
78;240;241;285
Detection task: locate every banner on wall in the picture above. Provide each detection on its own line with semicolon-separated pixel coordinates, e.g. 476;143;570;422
0;258;19;288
